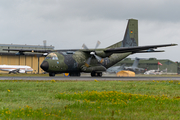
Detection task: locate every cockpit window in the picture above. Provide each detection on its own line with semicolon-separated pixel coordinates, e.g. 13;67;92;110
45;57;51;59
45;53;58;60
52;56;58;60
45;57;58;60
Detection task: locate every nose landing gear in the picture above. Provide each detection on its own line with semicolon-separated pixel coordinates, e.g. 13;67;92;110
49;72;55;77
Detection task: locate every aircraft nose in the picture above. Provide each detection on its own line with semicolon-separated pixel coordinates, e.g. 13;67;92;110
40;61;49;71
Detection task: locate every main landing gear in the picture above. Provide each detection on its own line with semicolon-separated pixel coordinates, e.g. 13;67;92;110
91;72;102;77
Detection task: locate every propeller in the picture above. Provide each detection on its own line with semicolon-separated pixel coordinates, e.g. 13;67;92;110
43;40;49;56
83;41;104;67
43;40;46;51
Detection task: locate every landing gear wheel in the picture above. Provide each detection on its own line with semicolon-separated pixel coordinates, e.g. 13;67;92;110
91;72;102;77
91;72;95;77
49;73;55;77
97;72;102;77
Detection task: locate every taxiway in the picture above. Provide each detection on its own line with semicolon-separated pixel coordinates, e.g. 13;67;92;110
0;76;180;81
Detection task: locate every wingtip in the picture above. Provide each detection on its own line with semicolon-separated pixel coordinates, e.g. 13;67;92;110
171;43;178;46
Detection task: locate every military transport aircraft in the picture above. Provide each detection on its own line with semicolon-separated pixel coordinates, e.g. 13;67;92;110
107;57;144;73
3;19;177;77
124;57;144;72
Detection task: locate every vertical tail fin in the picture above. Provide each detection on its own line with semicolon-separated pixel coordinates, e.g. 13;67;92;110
107;19;138;49
132;57;140;67
122;19;138;47
115;64;126;73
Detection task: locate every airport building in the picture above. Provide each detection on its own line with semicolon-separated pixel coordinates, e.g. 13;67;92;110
117;58;178;74
0;44;54;73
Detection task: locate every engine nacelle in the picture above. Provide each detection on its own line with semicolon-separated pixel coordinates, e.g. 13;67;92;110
81;65;106;72
95;51;107;58
19;70;26;73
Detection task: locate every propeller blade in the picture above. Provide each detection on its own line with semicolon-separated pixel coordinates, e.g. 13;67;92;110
94;54;104;64
85;56;92;67
82;44;89;50
94;41;101;50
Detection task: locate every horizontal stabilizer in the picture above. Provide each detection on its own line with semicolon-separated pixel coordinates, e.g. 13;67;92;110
135;50;165;53
105;44;177;54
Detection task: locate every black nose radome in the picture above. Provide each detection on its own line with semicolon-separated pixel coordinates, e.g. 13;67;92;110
40;61;49;71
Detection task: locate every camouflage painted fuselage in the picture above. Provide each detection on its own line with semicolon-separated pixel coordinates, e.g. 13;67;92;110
42;51;132;73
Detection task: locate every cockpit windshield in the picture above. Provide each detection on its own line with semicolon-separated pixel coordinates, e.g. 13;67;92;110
45;53;58;60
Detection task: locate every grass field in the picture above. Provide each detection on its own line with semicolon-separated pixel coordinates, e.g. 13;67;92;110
0;80;180;119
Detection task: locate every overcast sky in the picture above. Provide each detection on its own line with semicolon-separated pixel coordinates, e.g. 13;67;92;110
0;0;179;61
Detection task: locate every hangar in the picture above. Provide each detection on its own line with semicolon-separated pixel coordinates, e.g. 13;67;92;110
0;44;54;73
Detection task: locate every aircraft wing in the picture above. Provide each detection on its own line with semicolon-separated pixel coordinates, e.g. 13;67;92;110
3;44;177;56
2;48;81;55
2;48;56;56
3;49;53;53
104;44;177;54
9;68;20;74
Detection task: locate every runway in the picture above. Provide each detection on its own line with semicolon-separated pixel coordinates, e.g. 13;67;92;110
0;76;180;81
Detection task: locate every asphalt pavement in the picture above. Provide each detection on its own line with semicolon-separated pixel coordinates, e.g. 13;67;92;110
0;76;180;81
